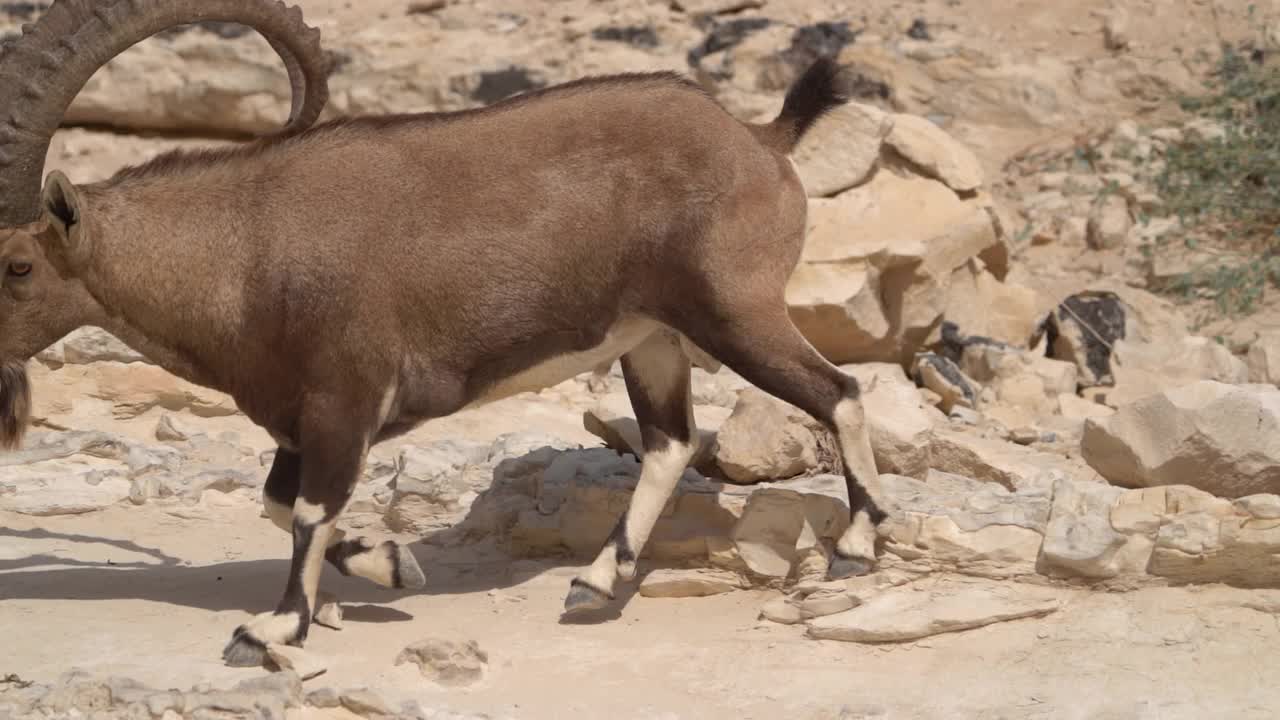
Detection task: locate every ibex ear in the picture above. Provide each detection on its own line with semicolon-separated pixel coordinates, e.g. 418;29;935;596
39;170;91;271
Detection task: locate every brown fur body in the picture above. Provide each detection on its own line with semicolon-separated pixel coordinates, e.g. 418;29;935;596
73;74;803;446
0;1;887;668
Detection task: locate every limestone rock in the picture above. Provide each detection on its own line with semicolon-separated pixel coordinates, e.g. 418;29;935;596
154;414;194;443
671;0;765;16
726;475;851;581
385;440;490;533
395;638;489;687
85;363;239;419
792;102;893;197
843;363;942;478
460;446;852;584
638;568;743;598
1087;194;1131;250
1038;476;1146;579
885;113;984;192
788;170;1004;364
1104;336;1247;408
340;688;396;717
1082;381;1280;498
1248;330;1280;385
0;470;132;516
714;388;838;484
929;430;1096;490
806;580;1061;642
941;262;1042;352
913;353;979;413
879;471;1051;577
952;330;1078;419
41;328;147;366
266;644;327;681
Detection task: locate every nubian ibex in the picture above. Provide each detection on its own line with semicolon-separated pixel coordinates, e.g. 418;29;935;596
0;0;887;667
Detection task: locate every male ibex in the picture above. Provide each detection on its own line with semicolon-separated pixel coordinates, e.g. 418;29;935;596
0;0;887;666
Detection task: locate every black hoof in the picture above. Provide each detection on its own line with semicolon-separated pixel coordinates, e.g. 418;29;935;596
828;553;875;580
394;545;426;590
222;627;269;668
563;579;612;615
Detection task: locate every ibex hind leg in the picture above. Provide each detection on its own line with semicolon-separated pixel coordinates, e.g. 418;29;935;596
674;303;886;580
261;449;425;593
565;330;696;614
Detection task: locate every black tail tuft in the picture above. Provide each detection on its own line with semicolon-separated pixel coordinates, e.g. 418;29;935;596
758;58;849;153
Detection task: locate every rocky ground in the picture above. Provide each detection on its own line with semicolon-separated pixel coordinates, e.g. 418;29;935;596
5;1;1280;719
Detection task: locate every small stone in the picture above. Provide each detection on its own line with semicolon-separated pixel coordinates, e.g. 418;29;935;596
638;569;741;598
913;353;979;413
154;414;192;442
395;638;488;687
306;687;341;708
265;644;328;681
760;595;804;625
340;688;395;717
1235;494;1280;520
1103;9;1130;51
1010;427;1040;446
806;582;1060;643
798;589;857;619
1087;194;1130;250
406;0;446;13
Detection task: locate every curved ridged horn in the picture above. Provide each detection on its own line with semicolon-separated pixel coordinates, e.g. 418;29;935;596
0;0;331;225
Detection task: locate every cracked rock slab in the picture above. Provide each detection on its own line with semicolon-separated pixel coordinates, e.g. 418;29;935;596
806;581;1061;643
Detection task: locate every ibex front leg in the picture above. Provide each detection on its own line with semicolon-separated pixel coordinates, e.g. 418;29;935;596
223;403;374;666
261;450;425;592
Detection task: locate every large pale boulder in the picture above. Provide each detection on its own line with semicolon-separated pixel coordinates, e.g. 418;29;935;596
806;579;1061;643
792;102;894;197
714;388;839;484
384;441;491;534
1247;330;1280;385
843;363;943;477
459;445;852;584
929;430;1098;490
1103;337;1248;408
884;113;984;192
940;261;1041;353
1082;381;1280;498
787;170;1004;364
879;471;1052;578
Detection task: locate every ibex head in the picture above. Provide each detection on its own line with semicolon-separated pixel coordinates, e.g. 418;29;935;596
0;172;102;448
0;0;333;448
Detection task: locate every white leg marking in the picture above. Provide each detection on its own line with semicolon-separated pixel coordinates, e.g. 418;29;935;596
263;491;292;534
830;396;883;560
240;611;304;646
293;498;329;527
618;440;694;581
376;381;399;428
299;518;339;613
342;541;397;588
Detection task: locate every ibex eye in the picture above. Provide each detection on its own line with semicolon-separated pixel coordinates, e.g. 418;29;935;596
8;263;31;277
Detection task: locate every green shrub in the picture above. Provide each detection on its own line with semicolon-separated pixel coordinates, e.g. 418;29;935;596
1149;10;1280;316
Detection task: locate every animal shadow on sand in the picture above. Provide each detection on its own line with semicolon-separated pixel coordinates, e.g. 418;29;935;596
0;447;736;626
